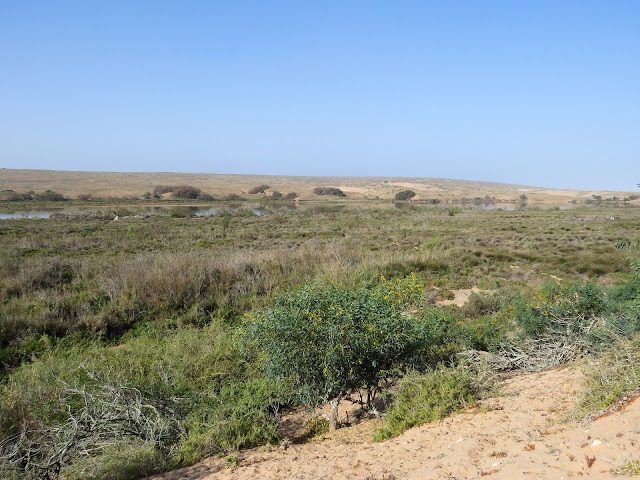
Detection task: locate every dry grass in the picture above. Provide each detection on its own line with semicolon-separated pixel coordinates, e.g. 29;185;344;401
2;168;638;204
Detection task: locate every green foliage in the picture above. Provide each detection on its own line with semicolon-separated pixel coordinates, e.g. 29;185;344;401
511;282;606;340
236;278;428;409
35;190;67;202
248;184;270;194
463;289;516;319
179;378;284;463
374;366;486;441
171;186;201;199
61;441;167;480
0;322;282;478
612;460;640;476
394;190;416;201
306;416;329;436
313;187;346;197
571;333;640;422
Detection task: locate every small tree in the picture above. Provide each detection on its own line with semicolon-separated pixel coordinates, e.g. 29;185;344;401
236;278;427;430
394;190;416;201
249;185;270;194
313;187;346;197
171;185;201;199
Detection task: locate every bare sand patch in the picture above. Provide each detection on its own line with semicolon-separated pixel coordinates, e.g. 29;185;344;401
435;287;487;307
151;363;640;480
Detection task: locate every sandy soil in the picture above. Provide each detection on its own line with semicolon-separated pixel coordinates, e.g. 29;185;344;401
435;287;487;307
151;364;640;480
3;169;637;204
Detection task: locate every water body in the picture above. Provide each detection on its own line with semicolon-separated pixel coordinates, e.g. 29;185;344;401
0;202;579;220
0;204;281;220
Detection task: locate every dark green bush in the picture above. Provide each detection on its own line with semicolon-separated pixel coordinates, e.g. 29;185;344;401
236;277;432;429
171;186;201;199
35;190;66;202
394;190;416;201
313;187;346;197
6;192;33;201
0;322;284;478
248;184;270;194
374;366;486;441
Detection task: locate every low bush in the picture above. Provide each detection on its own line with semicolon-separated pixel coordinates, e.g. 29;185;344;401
248;184;270;194
35;190;66;202
463;289;517;319
222;193;244;201
571;333;640;422
0;322;283;479
236;275;431;430
171;186;201;199
6;192;33;201
151;185;207;199
374;365;492;441
394;190;416;201
313;187;346;197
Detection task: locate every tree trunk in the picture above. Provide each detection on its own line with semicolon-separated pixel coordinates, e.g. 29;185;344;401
328;394;342;431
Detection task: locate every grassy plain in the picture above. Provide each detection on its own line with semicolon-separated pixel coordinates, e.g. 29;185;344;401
2;168;638;205
1;170;639;479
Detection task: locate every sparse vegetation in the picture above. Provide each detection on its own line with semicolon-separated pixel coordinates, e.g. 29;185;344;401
1;193;640;478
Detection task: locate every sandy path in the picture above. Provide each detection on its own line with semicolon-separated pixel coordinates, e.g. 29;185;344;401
152;364;640;479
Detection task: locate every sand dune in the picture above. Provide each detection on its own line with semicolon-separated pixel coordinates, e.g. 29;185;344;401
151;364;640;480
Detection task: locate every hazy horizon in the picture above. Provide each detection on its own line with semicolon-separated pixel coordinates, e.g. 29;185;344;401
1;1;638;191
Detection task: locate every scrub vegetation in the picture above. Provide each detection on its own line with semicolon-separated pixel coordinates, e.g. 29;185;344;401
1;200;639;479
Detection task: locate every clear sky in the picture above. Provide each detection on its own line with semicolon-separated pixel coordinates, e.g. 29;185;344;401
1;1;638;190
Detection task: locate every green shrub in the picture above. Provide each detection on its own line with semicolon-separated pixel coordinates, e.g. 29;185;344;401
463;289;516;319
394;190;416;201
512;282;606;340
248;184;270;194
374;366;487;441
35;190;66;202
306;416;329;436
571;333;640;422
313;187;346;197
171;186;201;199
6;192;33;201
236;277;430;430
0;322;282;478
61;441;167;480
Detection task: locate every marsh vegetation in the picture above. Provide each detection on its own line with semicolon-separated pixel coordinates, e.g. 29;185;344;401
1;202;639;479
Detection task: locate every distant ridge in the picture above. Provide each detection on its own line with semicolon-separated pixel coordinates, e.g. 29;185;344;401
0;168;635;204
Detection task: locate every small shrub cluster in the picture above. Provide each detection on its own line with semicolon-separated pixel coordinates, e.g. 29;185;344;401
571;333;640;422
394;190;416;201
236;276;430;429
3;190;67;202
248;184;270;194
374;365;492;441
313;187;346;197
0;323;283;479
151;185;211;199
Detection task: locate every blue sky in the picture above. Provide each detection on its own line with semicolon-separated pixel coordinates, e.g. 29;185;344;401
1;1;638;190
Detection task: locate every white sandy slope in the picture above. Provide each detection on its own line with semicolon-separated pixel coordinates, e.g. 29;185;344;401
151;364;640;480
